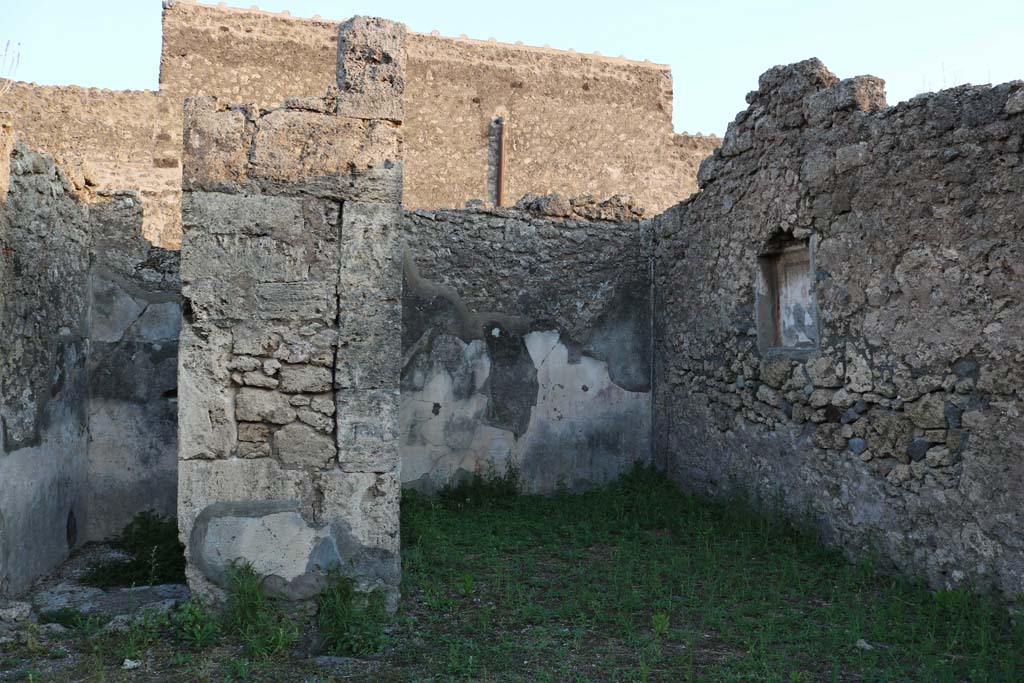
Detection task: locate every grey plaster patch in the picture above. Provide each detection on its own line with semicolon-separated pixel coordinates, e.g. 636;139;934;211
189;500;339;600
482;326;538;438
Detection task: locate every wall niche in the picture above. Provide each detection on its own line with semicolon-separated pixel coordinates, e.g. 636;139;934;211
756;236;817;355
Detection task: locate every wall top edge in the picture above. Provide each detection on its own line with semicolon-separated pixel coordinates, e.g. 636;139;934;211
165;0;672;71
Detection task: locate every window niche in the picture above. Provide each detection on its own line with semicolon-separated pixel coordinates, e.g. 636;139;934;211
755;236;818;355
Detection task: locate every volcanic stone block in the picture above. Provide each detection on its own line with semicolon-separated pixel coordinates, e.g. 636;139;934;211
278;364;333;393
905;393;947;429
274;422;337;467
178;326;236;460
250;110;401;188
256;282;335;322
182;192;305;240
182;98;250;191
235;388;296;425
336;389;400;473
336;16;406;122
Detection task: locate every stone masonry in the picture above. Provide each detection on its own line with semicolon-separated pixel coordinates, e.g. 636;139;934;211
0;1;719;250
4;5;1024;612
177;17;404;605
402;195;653;493
1;128;179;597
653;59;1024;598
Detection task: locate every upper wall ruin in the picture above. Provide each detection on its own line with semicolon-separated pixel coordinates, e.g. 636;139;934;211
160;1;716;214
0;1;719;250
0;83;182;248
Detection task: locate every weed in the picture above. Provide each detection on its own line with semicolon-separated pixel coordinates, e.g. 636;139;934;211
651;613;669;638
80;511;186;587
173;600;220;650
115;608;170;660
226;657;252;680
455;572;475;596
170;651;194;667
222;562;298;658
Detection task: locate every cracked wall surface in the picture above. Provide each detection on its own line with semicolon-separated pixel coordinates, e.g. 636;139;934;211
0;130;180;597
177;17;404;605
653;59;1024;598
402;195;653;493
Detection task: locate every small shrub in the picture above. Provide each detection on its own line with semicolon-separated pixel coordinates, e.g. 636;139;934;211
81;511;186;587
317;572;389;657
173;600;220;650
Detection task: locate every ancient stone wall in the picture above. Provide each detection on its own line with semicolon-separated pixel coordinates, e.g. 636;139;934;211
0;82;182;248
159;1;716;214
177;17;404;605
653;59;1024;597
402;194;653;493
0;139;92;597
0;133;180;596
86;197;181;541
2;3;718;251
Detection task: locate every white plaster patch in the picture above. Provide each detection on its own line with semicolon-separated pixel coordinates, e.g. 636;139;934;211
401;330;652;495
517;330;652;491
524;329;561;368
400;338;512;490
202;511;330;582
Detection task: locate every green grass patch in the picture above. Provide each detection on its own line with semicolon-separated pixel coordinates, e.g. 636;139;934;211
80;511;186;588
396;465;1024;682
221;563;299;659
17;466;1024;682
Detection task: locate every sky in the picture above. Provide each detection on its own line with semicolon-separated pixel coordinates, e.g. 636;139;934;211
2;0;1022;136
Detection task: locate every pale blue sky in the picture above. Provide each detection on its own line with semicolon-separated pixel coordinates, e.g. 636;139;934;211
3;0;1022;135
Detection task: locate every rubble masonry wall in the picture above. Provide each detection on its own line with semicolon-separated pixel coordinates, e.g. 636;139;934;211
653;60;1024;597
0;123;179;596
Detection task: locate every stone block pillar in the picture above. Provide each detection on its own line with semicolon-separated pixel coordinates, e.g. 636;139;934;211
177;17;404;607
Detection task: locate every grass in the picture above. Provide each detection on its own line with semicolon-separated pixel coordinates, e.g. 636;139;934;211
80;511;186;588
395;466;1024;682
4;466;1023;682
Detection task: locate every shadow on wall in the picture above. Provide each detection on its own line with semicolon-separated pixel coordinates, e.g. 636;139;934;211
0;138;180;598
